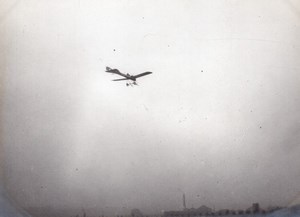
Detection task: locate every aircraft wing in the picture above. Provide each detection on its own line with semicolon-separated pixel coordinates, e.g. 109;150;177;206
132;71;152;79
112;78;130;81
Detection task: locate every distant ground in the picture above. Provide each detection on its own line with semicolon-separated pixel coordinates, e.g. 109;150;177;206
1;198;300;217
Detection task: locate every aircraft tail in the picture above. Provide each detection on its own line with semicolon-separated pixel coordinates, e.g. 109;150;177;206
106;66;112;71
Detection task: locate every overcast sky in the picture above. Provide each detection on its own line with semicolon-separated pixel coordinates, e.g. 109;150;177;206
1;0;300;214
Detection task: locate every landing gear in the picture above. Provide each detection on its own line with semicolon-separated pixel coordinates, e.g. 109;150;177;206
126;81;138;87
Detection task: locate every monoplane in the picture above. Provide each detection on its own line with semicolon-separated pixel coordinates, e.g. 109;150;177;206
105;67;152;86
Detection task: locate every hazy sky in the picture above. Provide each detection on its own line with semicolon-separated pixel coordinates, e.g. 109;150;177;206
1;0;300;214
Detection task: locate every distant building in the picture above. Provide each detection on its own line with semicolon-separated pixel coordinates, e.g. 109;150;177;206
183;194;186;210
246;203;261;214
131;209;143;217
237;210;244;215
216;209;230;215
196;206;213;214
164;206;213;217
164;202;274;216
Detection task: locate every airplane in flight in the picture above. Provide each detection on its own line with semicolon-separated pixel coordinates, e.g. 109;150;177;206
105;67;152;86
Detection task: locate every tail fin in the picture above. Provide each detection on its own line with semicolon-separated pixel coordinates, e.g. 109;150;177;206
106;66;112;71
